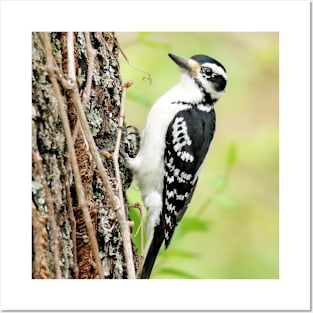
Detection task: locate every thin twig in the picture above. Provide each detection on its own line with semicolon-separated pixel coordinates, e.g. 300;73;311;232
112;84;136;277
113;87;126;158
67;32;76;79
38;32;104;279
65;32;136;278
65;162;79;279
110;33;152;84
83;32;96;108
72;32;97;144
131;203;144;257
66;32;104;279
32;150;62;279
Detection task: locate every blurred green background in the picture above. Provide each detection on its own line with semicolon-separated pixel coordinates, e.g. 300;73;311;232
117;32;279;279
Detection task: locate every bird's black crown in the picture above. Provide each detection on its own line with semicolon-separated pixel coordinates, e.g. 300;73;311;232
191;54;227;74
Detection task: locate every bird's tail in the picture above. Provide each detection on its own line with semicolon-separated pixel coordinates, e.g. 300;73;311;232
139;224;164;279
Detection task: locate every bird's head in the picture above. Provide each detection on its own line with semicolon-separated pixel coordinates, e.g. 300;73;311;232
169;53;227;102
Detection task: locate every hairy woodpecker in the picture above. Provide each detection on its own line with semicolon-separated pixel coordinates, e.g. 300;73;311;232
127;53;227;278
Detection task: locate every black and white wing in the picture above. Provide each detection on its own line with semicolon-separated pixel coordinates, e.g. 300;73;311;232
162;107;216;247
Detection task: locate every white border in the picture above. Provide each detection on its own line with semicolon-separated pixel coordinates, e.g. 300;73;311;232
0;1;311;311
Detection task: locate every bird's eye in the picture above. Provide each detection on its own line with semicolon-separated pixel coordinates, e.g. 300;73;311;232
202;67;213;76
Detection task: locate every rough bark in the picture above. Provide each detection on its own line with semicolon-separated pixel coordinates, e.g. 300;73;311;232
32;32;138;279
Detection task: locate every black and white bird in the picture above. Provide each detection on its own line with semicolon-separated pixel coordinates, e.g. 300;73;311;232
126;53;227;278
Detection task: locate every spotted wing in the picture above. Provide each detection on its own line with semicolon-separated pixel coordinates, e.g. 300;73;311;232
162;107;216;248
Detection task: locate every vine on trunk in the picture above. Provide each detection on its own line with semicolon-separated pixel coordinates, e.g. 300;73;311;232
32;32;138;279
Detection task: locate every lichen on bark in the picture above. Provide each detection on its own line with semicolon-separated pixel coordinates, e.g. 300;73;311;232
32;32;137;279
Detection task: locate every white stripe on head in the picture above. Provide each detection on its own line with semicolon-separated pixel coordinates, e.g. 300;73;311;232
202;62;227;80
202;63;227;80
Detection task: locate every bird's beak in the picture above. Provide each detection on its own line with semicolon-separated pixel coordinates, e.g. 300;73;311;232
168;53;200;73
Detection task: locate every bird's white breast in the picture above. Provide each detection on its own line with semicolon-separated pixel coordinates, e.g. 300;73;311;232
128;74;203;194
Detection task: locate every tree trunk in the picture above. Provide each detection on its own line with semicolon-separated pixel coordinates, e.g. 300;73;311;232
32;32;138;279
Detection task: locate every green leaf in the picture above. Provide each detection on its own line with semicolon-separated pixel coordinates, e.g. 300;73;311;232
129;206;144;254
179;217;211;233
214;195;237;209
156;268;199;279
